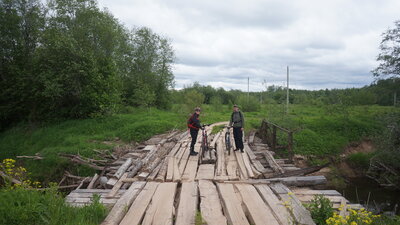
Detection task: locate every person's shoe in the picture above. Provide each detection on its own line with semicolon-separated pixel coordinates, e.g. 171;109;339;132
189;151;198;156
234;148;239;152
240;149;244;153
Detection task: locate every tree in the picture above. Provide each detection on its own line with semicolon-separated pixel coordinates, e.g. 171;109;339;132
184;90;204;113
373;20;400;78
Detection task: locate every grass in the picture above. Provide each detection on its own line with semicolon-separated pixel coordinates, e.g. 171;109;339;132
0;108;185;182
1;104;398;181
0;187;107;225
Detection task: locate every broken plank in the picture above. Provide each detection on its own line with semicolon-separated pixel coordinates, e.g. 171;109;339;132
263;151;284;174
198;180;227;225
175;182;198;225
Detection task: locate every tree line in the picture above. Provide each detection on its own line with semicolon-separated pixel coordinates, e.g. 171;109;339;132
0;0;174;130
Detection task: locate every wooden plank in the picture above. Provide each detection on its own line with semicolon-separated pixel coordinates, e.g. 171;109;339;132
263;151;284;174
106;172;128;198
137;172;150;181
142;182;177;225
339;198;349;217
165;156;174;182
269;183;315;225
147;160;162;181
297;195;348;204
217;183;250;225
244;144;269;174
113;158;132;179
216;137;224;176
101;181;146;225
196;164;215;180
255;184;290;225
155;158;168;182
182;143;200;182
241;149;256;178
235;151;249;180
173;156;181;182
178;146;190;174
175;182;198;225
293;189;341;196
235;184;280;225
119;182;159;225
198;180;227;225
226;151;239;180
87;173;99;189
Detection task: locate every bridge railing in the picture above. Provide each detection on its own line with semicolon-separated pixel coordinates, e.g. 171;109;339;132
259;119;294;158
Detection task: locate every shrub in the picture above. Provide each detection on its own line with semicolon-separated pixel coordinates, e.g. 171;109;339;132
306;195;334;225
236;95;260;112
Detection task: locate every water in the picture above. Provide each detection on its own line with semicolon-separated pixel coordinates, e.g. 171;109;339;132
340;177;400;215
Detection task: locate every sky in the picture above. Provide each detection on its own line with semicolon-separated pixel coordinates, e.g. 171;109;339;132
98;0;400;91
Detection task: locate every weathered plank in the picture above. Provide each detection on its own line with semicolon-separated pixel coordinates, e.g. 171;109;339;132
175;182;198;225
235;151;249;180
293;189;341;196
87;173;99;189
165;156;175;182
217;183;250;225
226;151;239;181
178;145;190;174
119;182;159;225
146;160;162;181
241;149;256;178
196;164;215;180
142;182;177;225
198;180;227;225
235;184;280;225
173;156;181;182
255;184;290;225
106;172;128;198
263;151;285;174
101;181;146;225
269;183;315;225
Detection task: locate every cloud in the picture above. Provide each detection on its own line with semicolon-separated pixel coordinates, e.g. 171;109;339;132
98;0;400;91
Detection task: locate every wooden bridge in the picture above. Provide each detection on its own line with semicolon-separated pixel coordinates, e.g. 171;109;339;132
66;122;361;225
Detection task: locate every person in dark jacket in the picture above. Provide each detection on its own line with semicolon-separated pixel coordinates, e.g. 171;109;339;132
187;107;202;156
229;104;245;152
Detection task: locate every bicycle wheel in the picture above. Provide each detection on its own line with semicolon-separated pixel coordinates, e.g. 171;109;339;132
225;133;230;155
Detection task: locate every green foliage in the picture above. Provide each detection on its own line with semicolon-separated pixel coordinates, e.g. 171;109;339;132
0;0;175;129
0;108;184;182
306;195;334;225
0;187;107;225
184;90;205;113
347;152;374;170
373;20;400;79
236;95;261;112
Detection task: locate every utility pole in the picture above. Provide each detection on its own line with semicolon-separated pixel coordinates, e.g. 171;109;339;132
247;77;250;102
286;66;289;114
394;78;397;107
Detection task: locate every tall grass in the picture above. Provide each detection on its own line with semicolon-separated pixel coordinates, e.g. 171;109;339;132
0;187;107;225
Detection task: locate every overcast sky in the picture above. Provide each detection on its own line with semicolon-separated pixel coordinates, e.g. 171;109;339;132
98;0;400;91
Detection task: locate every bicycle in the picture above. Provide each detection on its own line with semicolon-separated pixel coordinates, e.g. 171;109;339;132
225;126;232;155
200;124;211;158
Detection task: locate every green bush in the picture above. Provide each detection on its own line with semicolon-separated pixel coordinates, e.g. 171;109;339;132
306;195;334;225
347;152;374;169
0;187;107;225
236;95;261;112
